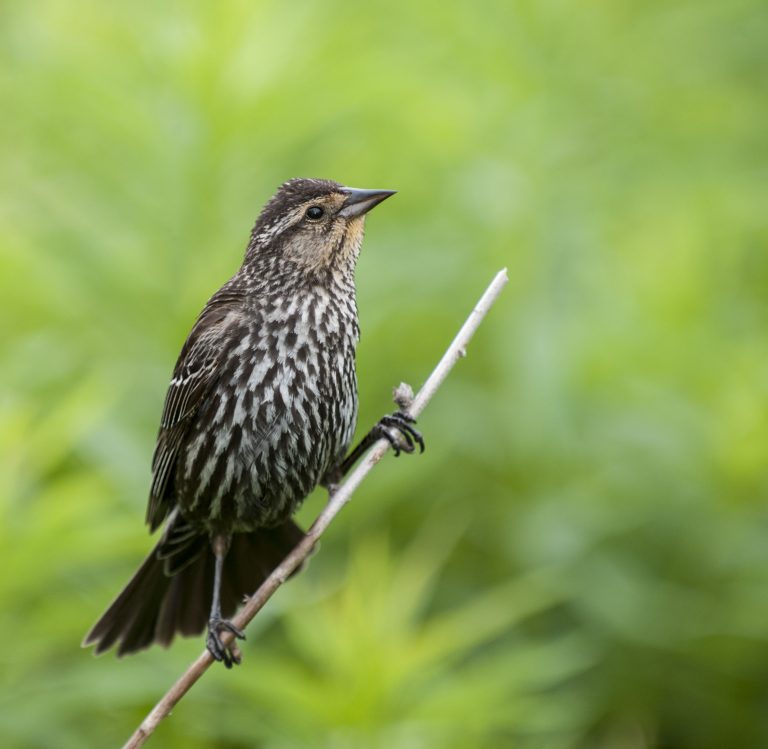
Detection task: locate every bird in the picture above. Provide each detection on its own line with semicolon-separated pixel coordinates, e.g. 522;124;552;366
83;178;424;667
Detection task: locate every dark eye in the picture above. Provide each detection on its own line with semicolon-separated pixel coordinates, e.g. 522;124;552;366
306;205;324;220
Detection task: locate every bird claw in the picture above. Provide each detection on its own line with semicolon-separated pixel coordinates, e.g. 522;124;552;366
376;411;425;456
207;617;246;668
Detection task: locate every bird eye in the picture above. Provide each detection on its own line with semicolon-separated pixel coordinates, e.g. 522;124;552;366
306;206;324;220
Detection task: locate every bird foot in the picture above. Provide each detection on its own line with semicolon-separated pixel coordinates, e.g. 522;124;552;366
207;617;246;669
375;411;425;456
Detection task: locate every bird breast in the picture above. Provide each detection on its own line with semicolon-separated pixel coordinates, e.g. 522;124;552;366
182;285;360;532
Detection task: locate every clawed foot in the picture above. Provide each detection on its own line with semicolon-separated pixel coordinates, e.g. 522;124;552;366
375;411;425;456
207;617;246;669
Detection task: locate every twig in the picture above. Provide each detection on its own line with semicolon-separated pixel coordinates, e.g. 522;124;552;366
122;268;508;749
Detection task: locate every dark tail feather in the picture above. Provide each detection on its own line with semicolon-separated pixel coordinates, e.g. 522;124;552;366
83;519;305;656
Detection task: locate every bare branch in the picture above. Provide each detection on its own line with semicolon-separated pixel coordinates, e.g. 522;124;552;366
122;268;508;749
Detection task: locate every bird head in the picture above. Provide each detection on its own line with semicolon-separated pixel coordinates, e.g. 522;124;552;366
246;178;395;277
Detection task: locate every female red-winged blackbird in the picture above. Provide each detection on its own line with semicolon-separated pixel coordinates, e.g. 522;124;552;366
84;179;423;667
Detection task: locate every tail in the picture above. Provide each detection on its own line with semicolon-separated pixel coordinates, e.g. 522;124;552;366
83;518;305;656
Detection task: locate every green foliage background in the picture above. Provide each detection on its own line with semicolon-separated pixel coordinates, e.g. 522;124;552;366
2;1;768;747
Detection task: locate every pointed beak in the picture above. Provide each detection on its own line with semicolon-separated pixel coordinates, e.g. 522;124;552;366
338;187;396;218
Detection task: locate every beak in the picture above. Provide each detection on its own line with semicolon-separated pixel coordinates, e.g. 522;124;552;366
338;187;396;218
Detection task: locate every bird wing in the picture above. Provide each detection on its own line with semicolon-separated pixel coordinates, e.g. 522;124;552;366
146;288;244;532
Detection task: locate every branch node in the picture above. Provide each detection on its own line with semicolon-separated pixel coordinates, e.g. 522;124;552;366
393;382;415;411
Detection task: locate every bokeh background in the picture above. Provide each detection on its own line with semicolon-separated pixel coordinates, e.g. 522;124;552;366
2;1;768;747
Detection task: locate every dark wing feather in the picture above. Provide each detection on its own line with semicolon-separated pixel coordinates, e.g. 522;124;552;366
146;287;245;531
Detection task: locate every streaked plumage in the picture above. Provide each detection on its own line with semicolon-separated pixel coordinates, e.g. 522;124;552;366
83;178;420;666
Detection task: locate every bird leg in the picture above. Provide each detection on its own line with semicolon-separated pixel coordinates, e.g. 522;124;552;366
206;534;246;668
337;411;425;479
